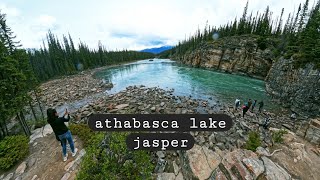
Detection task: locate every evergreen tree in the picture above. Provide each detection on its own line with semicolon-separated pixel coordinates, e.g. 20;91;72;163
276;8;284;35
0;12;21;54
160;0;319;68
298;0;310;32
238;1;249;35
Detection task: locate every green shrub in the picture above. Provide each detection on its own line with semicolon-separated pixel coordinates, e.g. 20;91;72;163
0;135;29;170
272;129;288;143
76;132;154;180
26;119;47;131
34;119;47;129
69;123;95;147
257;36;268;50
245;131;261;151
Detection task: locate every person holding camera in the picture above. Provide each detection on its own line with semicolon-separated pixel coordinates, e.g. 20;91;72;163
47;108;78;162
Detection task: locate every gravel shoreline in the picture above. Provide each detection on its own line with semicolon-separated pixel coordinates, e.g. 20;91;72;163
30;64;301;150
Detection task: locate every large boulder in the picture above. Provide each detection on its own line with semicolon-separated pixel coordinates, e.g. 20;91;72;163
242;157;265;178
15;162;27;175
261;156;291;180
156;173;176;180
217;149;255;179
29;124;53;143
186;145;215;180
305;119;320;145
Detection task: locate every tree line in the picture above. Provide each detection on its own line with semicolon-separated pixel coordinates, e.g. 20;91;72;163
161;0;320;69
0;11;35;139
28;31;155;81
0;11;154;139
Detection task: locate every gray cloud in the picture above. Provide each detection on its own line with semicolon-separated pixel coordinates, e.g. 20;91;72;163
1;0;308;50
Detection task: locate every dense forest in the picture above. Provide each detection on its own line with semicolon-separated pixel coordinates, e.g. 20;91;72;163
28;32;155;81
0;11;154;139
0;11;35;139
161;0;320;69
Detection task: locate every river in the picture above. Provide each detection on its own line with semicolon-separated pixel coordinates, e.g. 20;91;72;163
94;59;275;110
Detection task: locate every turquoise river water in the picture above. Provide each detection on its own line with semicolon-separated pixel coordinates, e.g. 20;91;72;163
94;59;275;110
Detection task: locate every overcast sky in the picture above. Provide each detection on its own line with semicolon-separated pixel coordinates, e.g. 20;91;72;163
0;0;309;51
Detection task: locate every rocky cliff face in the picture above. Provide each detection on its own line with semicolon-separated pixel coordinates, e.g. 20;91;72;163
174;36;319;117
174;36;274;79
265;58;320;117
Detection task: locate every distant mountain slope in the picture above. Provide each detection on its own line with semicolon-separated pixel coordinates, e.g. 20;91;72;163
140;46;173;54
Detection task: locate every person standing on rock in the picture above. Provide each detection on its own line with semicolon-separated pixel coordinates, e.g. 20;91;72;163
47;108;78;162
251;100;257;112
242;102;249;118
258;101;264;113
235;98;241;110
248;99;252;109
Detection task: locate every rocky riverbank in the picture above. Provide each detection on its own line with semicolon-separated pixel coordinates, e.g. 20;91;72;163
37;71;113;108
64;85;320;180
68;84;317;144
18;67;320;180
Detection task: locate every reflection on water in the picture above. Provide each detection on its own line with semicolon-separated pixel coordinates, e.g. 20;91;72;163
94;59;275;110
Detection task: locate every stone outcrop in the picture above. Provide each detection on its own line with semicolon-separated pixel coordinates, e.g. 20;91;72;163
265;58;320;117
266;131;320;180
297;118;320;145
29;124;53;143
173;36;319;118
175;145;293;180
173;36;274;79
0;127;85;180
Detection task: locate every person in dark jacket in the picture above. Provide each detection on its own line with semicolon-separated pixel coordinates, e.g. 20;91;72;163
47;108;77;161
247;99;252;109
258;101;264;113
242;102;250;118
251;100;257;112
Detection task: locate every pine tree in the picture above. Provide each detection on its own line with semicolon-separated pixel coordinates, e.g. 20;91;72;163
292;4;302;33
298;0;310;32
238;1;249;35
297;0;320;67
276;8;284;35
0;12;21;54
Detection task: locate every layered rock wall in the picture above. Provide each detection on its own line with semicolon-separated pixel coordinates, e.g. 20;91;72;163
265;58;320;117
173;36;319;117
173;36;274;79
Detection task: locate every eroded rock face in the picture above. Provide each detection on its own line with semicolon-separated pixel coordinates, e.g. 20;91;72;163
173;36;273;79
242;157;264;178
296;118;320;145
265;58;320;117
29;124;53;143
15;162;27;175
156;173;176;180
180;145;269;180
186;144;214;180
261;156;291;180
